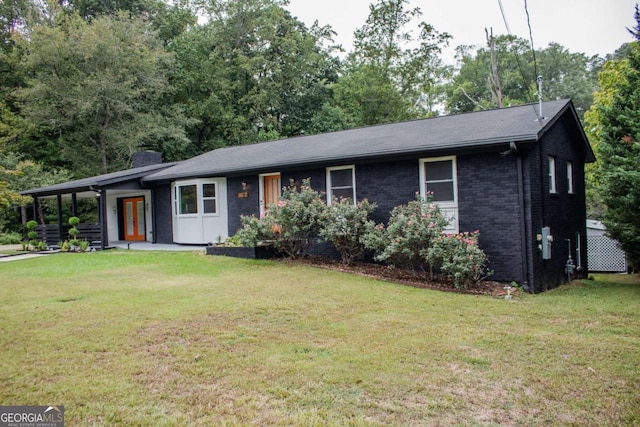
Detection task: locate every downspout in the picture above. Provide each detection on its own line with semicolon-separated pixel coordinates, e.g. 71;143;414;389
515;145;531;292
502;142;531;292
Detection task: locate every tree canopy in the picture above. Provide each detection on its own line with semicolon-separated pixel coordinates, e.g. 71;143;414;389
585;5;640;269
1;0;635;239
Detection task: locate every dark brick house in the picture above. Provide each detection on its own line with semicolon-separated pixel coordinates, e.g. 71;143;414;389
22;99;594;293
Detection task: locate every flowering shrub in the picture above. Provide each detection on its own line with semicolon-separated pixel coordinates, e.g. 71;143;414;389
362;194;449;273
425;231;492;289
319;197;377;265
235;178;326;259
235;214;277;246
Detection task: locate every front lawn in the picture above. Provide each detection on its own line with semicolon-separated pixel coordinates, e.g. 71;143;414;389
0;250;638;425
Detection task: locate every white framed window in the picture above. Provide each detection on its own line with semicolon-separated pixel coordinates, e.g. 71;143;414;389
548;156;557;194
420;156;458;203
326;165;356;204
178;184;198;215
202;183;217;214
419;156;458;233
173;180;220;216
567;161;574;194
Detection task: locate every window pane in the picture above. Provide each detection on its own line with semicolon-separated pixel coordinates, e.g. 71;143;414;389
424;160;452;181
567;161;574;193
203;183;216;198
203;199;216;214
179;185;197;214
332;188;353;200
426;181;454;202
331;169;353;187
548;156;556;193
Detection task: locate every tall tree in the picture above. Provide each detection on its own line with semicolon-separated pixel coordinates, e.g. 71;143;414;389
585;6;640;270
447;35;601;117
348;0;451;119
171;0;340;153
15;13;190;176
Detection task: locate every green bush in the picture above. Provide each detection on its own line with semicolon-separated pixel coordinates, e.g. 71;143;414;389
235;214;278;247
24;220;41;251
235;178;326;259
320;197;376;265
0;232;22;245
425;231;492;289
362;194;448;273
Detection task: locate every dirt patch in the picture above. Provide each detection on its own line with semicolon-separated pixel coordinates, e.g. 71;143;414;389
279;256;514;297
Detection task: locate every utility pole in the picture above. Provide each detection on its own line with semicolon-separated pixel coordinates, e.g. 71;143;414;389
486;27;504;108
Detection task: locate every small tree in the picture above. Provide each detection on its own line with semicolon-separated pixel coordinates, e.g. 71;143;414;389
68;216;80;249
320;197;377;265
25;220;39;251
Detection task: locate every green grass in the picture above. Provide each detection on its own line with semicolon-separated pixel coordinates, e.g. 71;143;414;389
1;250;639;426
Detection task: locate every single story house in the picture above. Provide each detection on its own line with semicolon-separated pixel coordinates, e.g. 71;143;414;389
22;99;595;293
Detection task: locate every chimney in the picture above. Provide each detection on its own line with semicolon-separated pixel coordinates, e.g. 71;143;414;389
132;151;162;168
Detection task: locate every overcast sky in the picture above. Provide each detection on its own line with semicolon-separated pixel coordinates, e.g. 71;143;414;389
286;0;637;61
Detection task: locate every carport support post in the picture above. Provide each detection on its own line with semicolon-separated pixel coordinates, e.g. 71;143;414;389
99;190;107;250
71;193;77;216
57;194;64;242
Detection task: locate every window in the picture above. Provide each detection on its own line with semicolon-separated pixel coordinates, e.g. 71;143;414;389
576;232;582;270
179;185;198;214
567;161;574;194
548;156;557;194
327;166;355;203
419;156;458;233
421;157;456;202
202;183;217;214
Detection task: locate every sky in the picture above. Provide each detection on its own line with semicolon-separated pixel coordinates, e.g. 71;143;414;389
286;0;638;62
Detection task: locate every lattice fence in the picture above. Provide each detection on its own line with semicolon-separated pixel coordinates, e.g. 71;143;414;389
587;235;627;272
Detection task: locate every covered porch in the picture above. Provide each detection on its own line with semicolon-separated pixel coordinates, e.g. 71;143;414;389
20;162;177;250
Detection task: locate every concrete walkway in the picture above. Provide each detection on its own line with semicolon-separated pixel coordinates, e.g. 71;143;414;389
0;242;206;262
110;241;207;251
0;252;50;262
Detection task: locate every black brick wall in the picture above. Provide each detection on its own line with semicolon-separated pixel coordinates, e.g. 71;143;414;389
153;183;174;244
457;153;525;283
155;115;589;293
525;120;589;293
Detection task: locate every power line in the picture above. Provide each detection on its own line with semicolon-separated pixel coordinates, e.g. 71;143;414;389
524;0;538;80
497;0;511;34
496;0;530;93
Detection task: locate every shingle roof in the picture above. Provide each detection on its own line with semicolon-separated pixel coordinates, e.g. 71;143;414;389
144;99;592;182
21;162;179;197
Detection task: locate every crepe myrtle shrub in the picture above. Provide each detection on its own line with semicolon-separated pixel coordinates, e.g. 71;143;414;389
362;193;449;274
424;230;493;289
236;178;326;259
319;197;377;265
235;214;278;246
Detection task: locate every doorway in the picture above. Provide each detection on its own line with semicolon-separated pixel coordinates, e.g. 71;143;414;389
122;196;146;241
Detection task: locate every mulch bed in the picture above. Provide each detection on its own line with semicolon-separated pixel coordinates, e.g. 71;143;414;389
278;256;514;297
